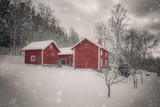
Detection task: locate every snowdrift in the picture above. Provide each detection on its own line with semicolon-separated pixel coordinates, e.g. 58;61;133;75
0;55;160;107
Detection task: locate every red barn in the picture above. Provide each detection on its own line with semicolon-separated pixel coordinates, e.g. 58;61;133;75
21;40;60;65
72;38;109;70
58;47;73;66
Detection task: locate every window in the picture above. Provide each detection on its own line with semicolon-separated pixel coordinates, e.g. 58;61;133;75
49;45;53;49
60;59;66;65
105;60;108;66
101;50;103;56
105;52;108;57
31;56;35;62
101;59;103;66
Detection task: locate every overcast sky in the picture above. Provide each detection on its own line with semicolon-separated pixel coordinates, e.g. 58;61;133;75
32;0;160;57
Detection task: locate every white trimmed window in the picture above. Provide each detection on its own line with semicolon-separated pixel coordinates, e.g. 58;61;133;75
49;45;53;49
101;50;103;56
31;56;35;62
101;59;103;66
105;52;107;57
105;60;108;66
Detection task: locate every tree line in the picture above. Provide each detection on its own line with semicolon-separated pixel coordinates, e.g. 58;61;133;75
95;4;159;72
95;4;159;97
0;0;79;55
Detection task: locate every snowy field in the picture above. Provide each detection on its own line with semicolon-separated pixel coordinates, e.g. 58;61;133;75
0;55;160;107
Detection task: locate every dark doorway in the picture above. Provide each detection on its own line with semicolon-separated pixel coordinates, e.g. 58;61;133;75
60;59;66;65
37;57;40;64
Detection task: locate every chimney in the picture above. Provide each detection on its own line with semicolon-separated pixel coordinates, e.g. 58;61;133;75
98;39;102;46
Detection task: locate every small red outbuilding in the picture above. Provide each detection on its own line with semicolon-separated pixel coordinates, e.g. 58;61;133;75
72;38;109;70
21;40;60;65
58;47;73;66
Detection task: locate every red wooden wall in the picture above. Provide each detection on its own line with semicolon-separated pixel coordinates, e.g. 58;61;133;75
43;42;59;65
74;39;98;69
25;50;42;64
100;49;108;69
58;55;72;66
25;42;59;65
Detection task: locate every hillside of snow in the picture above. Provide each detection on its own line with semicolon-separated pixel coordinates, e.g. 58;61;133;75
0;55;160;107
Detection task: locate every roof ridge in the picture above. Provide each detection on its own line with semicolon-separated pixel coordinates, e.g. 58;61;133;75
21;40;60;52
71;38;108;51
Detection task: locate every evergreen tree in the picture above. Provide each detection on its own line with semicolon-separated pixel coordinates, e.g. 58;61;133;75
0;0;10;47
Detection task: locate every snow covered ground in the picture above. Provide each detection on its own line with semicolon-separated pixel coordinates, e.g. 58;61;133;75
0;55;160;107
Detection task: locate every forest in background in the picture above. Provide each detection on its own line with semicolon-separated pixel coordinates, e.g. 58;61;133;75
0;0;79;55
0;0;160;72
94;4;160;73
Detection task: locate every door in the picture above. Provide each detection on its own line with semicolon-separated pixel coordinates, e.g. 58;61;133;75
37;57;40;64
60;59;66;65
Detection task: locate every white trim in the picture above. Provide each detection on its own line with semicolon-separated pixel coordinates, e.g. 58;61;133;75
98;47;100;70
105;60;108;67
101;49;103;56
42;49;43;65
105;52;107;57
21;40;61;53
51;41;60;52
24;50;25;63
71;38;86;49
72;38;101;49
101;59;103;67
73;48;75;69
71;38;108;52
49;45;53;49
31;55;35;62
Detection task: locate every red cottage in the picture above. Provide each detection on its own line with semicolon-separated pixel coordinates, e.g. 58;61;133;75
58;47;73;66
21;40;60;65
72;38;109;70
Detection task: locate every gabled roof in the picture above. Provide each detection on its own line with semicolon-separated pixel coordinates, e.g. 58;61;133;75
58;47;73;55
21;40;60;52
71;38;108;51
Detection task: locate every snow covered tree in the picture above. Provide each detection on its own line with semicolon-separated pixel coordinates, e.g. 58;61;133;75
109;4;128;55
108;4;129;72
97;4;129;98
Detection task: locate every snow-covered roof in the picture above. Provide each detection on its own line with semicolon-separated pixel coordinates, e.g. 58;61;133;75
21;40;60;51
58;47;73;55
72;38;108;51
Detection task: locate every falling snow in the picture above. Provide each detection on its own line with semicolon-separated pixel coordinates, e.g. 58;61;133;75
0;55;160;107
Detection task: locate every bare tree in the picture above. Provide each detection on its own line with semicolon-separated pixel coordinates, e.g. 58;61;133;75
108;3;129;70
96;4;129;98
109;4;128;54
124;29;144;83
97;61;127;97
95;22;111;49
137;31;158;75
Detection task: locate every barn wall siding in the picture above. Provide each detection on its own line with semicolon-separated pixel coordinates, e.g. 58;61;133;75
25;50;42;64
58;55;73;66
74;39;98;69
100;49;108;69
43;43;59;65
